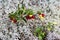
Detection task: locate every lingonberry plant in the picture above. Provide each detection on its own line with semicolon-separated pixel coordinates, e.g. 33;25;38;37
9;4;27;23
25;9;35;20
37;11;45;20
9;4;35;23
8;4;57;40
33;22;55;40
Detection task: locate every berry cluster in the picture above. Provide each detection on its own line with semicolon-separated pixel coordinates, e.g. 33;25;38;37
9;4;45;23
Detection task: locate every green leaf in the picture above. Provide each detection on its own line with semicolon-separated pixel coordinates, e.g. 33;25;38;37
22;17;27;23
34;33;36;36
40;32;45;38
35;27;40;33
22;4;25;9
18;4;20;10
38;35;43;40
37;10;42;14
16;17;21;20
47;27;52;31
25;9;34;15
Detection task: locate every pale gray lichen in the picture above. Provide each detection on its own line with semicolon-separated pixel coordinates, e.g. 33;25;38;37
0;0;60;40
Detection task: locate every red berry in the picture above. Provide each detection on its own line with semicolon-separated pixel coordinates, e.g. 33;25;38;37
10;17;13;20
26;15;35;20
26;15;30;20
32;15;35;19
41;14;45;17
13;19;17;23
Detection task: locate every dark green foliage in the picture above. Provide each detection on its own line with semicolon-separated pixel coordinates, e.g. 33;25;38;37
8;4;27;23
34;27;46;40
